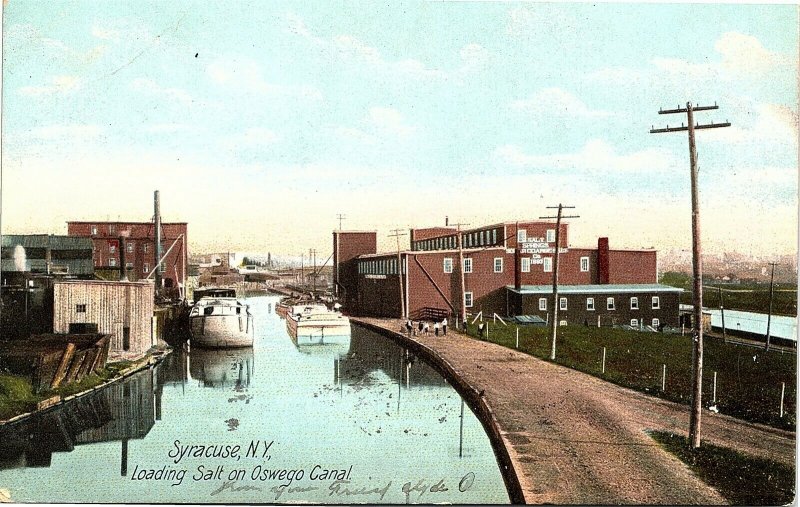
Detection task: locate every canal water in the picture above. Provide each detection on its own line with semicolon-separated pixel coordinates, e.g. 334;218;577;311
0;295;509;504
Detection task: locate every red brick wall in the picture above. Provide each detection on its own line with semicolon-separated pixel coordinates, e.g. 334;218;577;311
333;231;377;312
410;227;456;242
608;250;657;284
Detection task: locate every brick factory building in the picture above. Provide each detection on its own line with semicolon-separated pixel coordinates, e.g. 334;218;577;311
67;221;188;291
333;220;681;328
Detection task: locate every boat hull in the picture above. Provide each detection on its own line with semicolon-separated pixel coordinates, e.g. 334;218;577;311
190;314;254;348
286;316;351;345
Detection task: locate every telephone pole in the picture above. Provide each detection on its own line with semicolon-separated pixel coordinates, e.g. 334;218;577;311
766;262;778;351
539;204;579;360
389;229;408;319
336;213;346;230
309;249;318;293
452;222;470;328
651;101;730;449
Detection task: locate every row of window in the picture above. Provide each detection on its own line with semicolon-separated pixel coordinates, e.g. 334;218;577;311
101;257;151;272
413;228;502;252
358;258;405;275
538;296;661;311
442;256;590;274
107;243;150;254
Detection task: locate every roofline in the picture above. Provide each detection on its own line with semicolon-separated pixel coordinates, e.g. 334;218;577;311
332;230;378;234
507;284;683;294
66;221;188;225
357;246;508;259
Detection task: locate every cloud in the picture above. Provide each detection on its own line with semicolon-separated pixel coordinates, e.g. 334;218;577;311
702;103;798;147
206;58;323;101
334;126;377;145
240;127;280;145
715;31;791;75
368;107;415;139
19;75;81;97
131;77;194;105
91;25;120;40
511;88;612;118
27;124;103;141
495;139;675;171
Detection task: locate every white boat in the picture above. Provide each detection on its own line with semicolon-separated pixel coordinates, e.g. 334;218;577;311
189;288;254;348
286;302;351;345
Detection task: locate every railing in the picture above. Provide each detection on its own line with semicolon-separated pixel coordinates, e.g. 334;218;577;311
411;307;451;321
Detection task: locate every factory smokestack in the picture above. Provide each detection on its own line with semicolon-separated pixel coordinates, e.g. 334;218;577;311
13;245;27;272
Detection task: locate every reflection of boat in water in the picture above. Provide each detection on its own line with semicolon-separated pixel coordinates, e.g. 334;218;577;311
189;347;254;388
189;288;254;348
286;303;351;345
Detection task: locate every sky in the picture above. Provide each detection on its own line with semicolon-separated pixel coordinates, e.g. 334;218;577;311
2;2;798;258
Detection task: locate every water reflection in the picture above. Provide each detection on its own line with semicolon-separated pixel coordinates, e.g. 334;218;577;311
189;347;254;389
0;295;509;504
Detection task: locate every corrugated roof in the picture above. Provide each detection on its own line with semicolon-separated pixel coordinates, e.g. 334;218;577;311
1;234;93;249
507;284;683;294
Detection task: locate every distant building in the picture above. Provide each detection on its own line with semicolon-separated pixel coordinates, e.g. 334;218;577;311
333;220;681;327
66;221;188;291
1;234;94;278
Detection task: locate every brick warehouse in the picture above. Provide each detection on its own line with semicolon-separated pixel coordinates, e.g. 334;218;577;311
67;221;188;291
333;220;682;327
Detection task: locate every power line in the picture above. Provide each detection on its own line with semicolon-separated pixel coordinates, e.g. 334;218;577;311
651;101;730;450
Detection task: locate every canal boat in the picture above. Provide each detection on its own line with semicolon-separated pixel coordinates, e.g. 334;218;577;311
286;303;351;345
189;288;254;348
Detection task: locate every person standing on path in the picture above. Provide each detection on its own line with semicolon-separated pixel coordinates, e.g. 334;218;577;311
405;319;413;337
434;321;440;336
442;317;448;335
462;316;468;332
478;322;485;340
418;320;424;336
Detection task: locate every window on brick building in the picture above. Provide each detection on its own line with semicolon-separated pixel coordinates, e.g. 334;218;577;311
631;319;639;327
580;257;589;272
607;297;615;310
463;258;472;273
559;297;567;310
143;263;150;273
109;258;116;267
546;229;555;243
652;318;660;328
464;292;473;307
443;258;453;273
110;244;116;253
91;226;97;235
630;297;639;310
652;296;660;309
521;257;531;273
517;229;527;242
586;297;595;311
127;242;134;253
543;257;552;272
539;298;547;311
493;257;503;273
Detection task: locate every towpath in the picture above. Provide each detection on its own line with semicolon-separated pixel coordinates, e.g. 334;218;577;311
352;317;795;505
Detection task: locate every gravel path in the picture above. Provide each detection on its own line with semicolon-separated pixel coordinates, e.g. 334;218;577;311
355;318;795;504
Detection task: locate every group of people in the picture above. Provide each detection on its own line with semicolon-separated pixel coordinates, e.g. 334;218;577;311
405;317;448;337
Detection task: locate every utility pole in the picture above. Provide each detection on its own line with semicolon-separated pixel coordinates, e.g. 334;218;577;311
452;222;470;328
336;213;346;231
389;229;408;319
539;204;579;360
300;253;305;287
651;101;730;449
718;287;727;343
309;249;317;293
766;262;778;351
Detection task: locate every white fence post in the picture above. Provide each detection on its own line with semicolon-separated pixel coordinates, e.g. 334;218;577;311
601;347;606;374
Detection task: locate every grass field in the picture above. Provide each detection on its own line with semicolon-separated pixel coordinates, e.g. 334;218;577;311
464;321;796;430
0;359;134;420
650;431;795;505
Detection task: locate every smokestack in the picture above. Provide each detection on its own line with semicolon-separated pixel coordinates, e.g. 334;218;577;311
445;216;449;226
13;245;26;272
598;237;610;284
154;190;162;292
118;236;127;281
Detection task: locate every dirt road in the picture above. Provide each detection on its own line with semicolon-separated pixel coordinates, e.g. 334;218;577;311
354;318;795;504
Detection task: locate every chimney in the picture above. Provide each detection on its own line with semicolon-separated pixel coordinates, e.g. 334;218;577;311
598;237;610;284
118;236;127;281
445;216;449;226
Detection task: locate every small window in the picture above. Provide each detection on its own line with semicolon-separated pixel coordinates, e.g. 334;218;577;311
652;318;660;328
109;258;116;267
543;257;553;272
631;319;639;327
580;257;589;272
110;244;116;253
546;229;556;243
539;298;547;311
559;320;567;326
126;262;133;268
494;257;503;273
463;258;473;273
559;297;567;310
465;292;474;308
652;296;660;309
521;257;531;273
492;229;497;244
76;304;87;313
91;226;97;235
143;263;150;273
144;244;150;253
586;297;595;311
127;242;134;253
517;229;527;242
607;297;615;310
443;258;453;273
109;225;116;234
631;297;639;310
480;231;485;246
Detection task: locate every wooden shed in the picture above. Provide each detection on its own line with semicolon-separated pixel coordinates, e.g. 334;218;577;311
53;280;155;359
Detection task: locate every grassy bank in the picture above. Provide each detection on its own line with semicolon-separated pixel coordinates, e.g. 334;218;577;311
463;322;796;430
0;359;135;421
650;431;795;505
